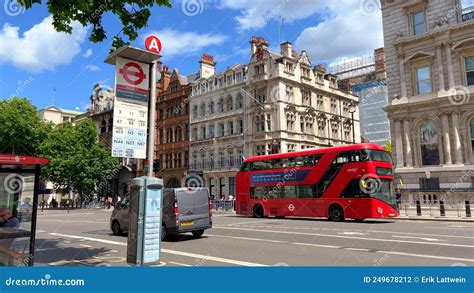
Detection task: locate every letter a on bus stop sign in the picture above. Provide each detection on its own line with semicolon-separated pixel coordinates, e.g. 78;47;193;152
145;36;161;54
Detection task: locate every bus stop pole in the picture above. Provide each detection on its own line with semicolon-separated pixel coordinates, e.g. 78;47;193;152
147;61;157;177
29;164;41;266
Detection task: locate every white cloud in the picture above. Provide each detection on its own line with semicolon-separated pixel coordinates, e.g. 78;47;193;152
0;15;88;72
219;0;383;62
83;49;93;58
84;64;100;71
145;29;227;57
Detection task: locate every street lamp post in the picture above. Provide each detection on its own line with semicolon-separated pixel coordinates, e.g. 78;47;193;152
349;103;356;144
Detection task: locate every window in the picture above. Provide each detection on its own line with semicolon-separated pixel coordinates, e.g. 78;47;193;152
255;145;266;156
218;97;224;112
209;100;215;114
201;126;206;140
287;144;296;152
300;116;305;133
209;124;215;138
192;128;197;140
470;118;474;153
420;178;440;191
237;149;244;164
218;123;225;137
302;89;311;106
466;56;474;86
166;128;173;143
330;99;337;114
415;66;431;94
412;10;426;35
237;119;244;134
218;152;225;168
286;85;294;102
317;95;324;110
266;114;271;131
256;88;266;103
306;116;314;132
228;121;234;135
255;115;265;132
420;122;440;165
200;103;205;116
286;113;295;131
229;177;236;196
236;95;243;109
226;96;233;111
228;150;235;167
175;127;182;141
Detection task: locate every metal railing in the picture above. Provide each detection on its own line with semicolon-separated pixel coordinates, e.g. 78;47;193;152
211;200;235;212
398;200;472;218
462;6;474;22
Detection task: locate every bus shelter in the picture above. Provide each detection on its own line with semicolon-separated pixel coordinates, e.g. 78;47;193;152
0;155;48;266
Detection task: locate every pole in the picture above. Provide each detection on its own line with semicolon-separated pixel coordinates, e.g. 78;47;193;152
29;165;41;266
351;111;355;144
147;61;158;177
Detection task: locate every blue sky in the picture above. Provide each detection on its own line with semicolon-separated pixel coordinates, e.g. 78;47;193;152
0;0;385;111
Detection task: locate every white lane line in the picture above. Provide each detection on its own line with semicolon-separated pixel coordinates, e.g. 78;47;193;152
226;220;265;226
291;242;341;249
424;226;474;231
377;250;474;263
345;248;371;252
212;226;474;248
40;219;109;224
79;244;93;248
392;235;443;242
48;233;267;267
365;229;474;239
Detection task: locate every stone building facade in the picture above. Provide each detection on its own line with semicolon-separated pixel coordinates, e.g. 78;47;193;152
381;0;474;204
189;55;247;198
189;37;361;199
245;37;361;157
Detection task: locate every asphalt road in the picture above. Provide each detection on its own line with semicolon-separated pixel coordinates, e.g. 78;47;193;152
32;209;474;267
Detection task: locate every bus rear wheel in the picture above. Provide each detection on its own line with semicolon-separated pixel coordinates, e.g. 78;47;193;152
253;204;264;218
328;205;344;222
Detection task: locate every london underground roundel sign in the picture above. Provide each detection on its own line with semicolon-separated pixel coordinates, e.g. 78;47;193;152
145;36;162;54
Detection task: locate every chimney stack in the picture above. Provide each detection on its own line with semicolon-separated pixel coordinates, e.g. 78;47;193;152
250;36;269;55
374;48;385;73
280;41;292;58
199;54;216;78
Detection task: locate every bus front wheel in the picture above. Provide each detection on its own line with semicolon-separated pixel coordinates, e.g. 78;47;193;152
328;205;344;222
253;204;264;218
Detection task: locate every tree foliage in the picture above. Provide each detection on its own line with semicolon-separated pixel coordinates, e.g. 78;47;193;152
0;97;52;156
40;118;118;198
21;0;172;50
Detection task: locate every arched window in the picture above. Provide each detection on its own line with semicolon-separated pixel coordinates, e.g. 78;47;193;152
227;96;233;111
236;95;243;109
209;100;215;114
470;118;474;153
166;128;173;143
218;97;224;112
200;102;205;116
192;105;198;117
420;121;440;165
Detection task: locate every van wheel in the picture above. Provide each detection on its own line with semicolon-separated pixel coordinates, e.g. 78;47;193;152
328;205;344;222
161;224;167;241
192;229;204;238
253;204;264;218
112;221;122;236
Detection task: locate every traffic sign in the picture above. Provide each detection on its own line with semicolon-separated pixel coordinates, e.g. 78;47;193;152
145;36;162;54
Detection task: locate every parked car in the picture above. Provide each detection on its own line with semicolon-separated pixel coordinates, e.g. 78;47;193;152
110;187;212;240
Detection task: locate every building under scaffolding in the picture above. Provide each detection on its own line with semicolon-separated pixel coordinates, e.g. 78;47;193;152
329;48;390;146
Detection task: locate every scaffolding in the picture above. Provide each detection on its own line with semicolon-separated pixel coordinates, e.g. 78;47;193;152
328;54;376;80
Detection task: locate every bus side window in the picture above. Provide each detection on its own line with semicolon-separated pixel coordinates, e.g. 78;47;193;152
270;159;282;169
239;162;251;171
295;156;304;167
282;157;295;168
333;152;349;164
350;150;361;162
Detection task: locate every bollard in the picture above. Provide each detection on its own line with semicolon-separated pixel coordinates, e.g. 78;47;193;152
416;200;422;216
466;201;472;218
439;200;445;217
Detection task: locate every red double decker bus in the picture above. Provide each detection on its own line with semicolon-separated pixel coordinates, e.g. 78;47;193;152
236;143;398;221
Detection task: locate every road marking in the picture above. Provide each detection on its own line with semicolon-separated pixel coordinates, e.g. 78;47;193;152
168;261;192;267
338;232;368;236
345;248;370;252
40;219;109;224
365;229;474;239
212;226;474;248
377;250;474;263
226;220;265;226
424;226;474;230
80;244;92;248
291;242;341;249
48;233;268;267
392;235;443;242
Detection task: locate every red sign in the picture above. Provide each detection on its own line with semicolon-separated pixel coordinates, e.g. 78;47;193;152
0;155;49;165
145;36;162;54
119;62;147;85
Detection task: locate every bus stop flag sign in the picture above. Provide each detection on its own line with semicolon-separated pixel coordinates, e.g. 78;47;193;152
111;57;150;159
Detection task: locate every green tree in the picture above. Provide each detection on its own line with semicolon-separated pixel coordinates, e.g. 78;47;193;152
40;119;118;201
0;97;52;156
21;0;172;49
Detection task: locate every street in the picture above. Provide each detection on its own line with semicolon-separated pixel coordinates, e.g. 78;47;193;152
34;209;474;267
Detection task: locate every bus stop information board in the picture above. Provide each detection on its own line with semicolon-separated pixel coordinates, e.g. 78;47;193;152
143;187;162;263
111;57;149;159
